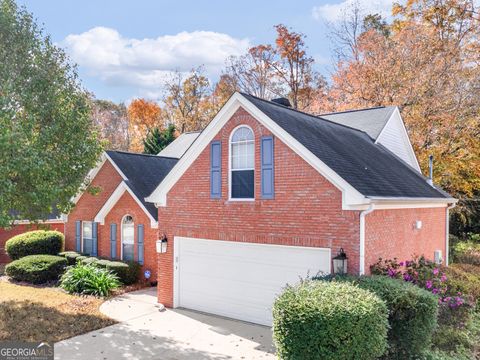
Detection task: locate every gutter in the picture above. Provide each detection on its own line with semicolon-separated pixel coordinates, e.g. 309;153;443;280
359;204;375;275
445;203;456;266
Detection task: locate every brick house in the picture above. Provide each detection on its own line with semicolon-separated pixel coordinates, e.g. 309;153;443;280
63;150;181;281
145;92;456;326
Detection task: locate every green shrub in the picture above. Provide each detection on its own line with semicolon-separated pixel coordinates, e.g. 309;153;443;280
58;251;83;266
355;276;438;359
5;255;67;284
75;255;88;263
273;280;388;360
5;230;64;260
79;257;99;266
106;260;140;285
445;264;480;304
95;259;111;269
60;263;120;297
453;242;480;265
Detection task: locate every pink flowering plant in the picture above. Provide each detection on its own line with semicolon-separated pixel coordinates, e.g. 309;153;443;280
371;256;473;327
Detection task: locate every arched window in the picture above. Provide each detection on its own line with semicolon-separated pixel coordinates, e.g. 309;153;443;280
121;215;134;261
230;126;254;199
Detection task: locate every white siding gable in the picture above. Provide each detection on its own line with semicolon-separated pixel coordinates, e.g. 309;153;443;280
376;108;421;172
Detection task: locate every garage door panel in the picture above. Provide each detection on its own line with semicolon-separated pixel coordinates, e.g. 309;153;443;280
175;237;330;326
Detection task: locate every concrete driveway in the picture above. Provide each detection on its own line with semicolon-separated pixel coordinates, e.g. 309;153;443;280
54;288;276;360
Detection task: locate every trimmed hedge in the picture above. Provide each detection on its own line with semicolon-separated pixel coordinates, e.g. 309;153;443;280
58;251;83;266
273;280;388;360
355;276;438;359
5;230;64;260
106;261;140;285
59;252;141;285
5;255;67;284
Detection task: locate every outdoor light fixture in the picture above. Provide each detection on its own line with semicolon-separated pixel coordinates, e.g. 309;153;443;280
333;248;348;275
156;234;168;254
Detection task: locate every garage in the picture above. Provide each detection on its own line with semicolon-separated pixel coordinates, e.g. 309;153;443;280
173;236;331;326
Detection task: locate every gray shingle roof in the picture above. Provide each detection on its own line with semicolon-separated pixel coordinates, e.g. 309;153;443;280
106;151;178;219
319;106;396;140
157;131;201;158
241;93;450;199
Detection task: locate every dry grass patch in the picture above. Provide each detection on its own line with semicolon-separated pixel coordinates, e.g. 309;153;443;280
0;281;116;342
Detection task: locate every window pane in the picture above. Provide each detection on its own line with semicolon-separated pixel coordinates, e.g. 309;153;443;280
231;170;254;198
82;222;92;239
231;142;254;170
123;224;134;244
123;244;134;261
232;127;253;142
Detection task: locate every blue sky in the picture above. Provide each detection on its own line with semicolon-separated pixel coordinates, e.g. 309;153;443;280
19;0;393;103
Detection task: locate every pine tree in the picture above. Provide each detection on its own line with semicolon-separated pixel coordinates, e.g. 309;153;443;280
143;125;176;155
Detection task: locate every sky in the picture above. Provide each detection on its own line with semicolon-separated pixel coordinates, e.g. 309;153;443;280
19;0;394;103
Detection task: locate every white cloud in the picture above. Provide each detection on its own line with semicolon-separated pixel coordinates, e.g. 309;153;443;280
312;0;393;23
62;27;250;98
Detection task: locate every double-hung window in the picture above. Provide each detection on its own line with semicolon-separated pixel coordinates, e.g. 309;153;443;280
82;221;93;255
122;215;135;261
230;126;254;199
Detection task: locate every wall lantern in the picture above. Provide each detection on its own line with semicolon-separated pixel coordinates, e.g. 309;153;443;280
333;248;348;275
156;234;168;254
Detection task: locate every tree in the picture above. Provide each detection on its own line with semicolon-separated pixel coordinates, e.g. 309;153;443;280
328;1;480;200
90;99;129;151
163;68;213;132
127;98;162;152
0;0;103;227
143;124;176;155
268;24;327;110
223;45;280;99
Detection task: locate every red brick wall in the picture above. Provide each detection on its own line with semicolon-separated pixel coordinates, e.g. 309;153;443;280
157;107;361;306
0;222;65;263
365;207;447;272
65;160;122;251
65;159;157;281
102;191;158;280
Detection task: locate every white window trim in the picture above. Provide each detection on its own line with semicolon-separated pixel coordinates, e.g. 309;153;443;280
228;124;255;201
81;220;93;253
120;214;134;261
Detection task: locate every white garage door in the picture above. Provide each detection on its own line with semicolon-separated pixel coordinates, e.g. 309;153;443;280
173;237;331;326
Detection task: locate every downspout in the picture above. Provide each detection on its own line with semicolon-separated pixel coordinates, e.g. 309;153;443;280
445;203;456;266
359;204;375;275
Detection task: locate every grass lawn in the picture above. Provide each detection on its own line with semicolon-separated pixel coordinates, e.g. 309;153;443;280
0;280;116;342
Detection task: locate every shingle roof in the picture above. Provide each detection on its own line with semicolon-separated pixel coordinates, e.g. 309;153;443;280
241;93;450;199
157;131;201;158
106;151;178;219
319;106;396;140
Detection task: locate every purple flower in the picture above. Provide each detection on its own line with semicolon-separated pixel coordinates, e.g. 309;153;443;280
440;275;447;282
403;273;412;282
433;268;439;275
387;268;397;278
426;280;433;289
399;262;404;266
432;288;439;295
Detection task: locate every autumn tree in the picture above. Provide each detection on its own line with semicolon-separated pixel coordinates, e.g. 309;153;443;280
91;99;129;150
328;0;480;201
143;124;176;155
127;98;162;152
223;45;280;99
0;0;103;226
162;68;213;132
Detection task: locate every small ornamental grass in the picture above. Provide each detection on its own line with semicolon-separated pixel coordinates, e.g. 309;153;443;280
273;280;388;360
60;264;120;297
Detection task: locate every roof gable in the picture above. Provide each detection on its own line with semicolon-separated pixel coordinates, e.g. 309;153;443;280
146;92;454;209
320;106;395;140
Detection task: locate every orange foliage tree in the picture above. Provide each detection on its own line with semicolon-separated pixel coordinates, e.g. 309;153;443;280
127;98;162;152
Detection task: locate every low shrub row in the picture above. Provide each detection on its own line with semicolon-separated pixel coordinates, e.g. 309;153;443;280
6;231;64;260
58;252;140;285
453;241;480;265
5;255;67;283
273;280;388;360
